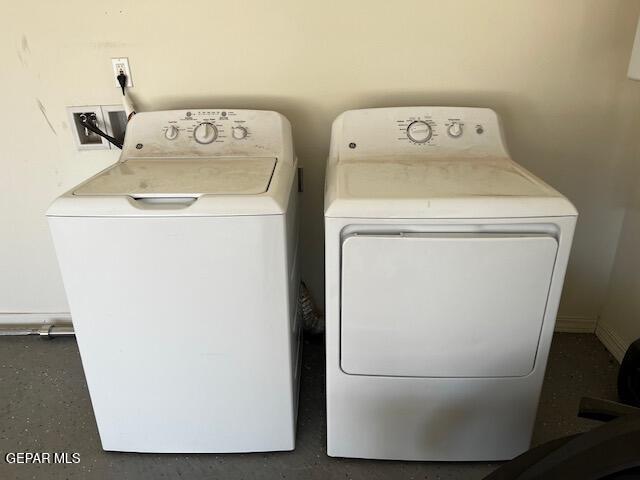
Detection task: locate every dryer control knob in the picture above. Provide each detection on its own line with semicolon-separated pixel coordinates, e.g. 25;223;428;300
165;125;179;140
193;122;218;144
406;120;432;143
232;126;248;140
447;122;463;138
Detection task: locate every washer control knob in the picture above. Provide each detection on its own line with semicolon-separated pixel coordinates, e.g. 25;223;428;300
193;122;218;144
447;122;463;138
232;126;248;140
406;120;432;143
165;125;179;140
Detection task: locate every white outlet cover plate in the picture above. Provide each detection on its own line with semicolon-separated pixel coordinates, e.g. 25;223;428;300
111;57;133;88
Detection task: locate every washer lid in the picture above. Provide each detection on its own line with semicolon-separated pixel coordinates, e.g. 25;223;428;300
73;157;276;197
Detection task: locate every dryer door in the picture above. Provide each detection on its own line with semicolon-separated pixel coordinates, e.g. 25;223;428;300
340;233;558;378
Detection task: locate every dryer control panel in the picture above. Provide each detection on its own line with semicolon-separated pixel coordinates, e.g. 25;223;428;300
333;107;509;160
121;109;292;161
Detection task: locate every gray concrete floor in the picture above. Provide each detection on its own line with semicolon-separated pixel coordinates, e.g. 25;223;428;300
0;333;618;480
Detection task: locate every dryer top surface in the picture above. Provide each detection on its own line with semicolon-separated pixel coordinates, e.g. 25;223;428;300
325;156;576;218
325;107;576;219
337;156;553;199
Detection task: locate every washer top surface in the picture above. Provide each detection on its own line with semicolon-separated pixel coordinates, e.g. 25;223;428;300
48;109;296;217
73;157;276;197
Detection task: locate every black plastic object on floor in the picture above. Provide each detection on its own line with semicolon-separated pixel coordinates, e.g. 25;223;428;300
299;282;324;335
482;397;640;480
618;338;640;408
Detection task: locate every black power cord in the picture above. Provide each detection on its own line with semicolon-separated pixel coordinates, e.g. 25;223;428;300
79;118;123;149
117;69;127;96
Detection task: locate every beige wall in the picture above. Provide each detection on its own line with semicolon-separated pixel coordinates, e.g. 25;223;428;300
2;0;640;324
598;179;640;360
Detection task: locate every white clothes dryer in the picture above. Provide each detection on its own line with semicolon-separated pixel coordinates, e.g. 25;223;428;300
324;107;577;461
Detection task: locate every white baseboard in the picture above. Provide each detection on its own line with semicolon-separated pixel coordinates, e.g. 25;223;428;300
595;323;628;363
0;313;595;331
0;313;72;325
554;314;597;333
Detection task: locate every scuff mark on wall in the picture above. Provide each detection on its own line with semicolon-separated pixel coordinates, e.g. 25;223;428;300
17;35;30;67
37;99;57;136
21;35;30;54
16;50;26;67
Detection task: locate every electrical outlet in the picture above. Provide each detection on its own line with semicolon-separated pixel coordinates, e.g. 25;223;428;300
67;106;110;150
111;57;133;88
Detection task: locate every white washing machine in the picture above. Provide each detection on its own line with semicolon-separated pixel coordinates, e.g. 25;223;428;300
48;109;301;453
324;107;577;461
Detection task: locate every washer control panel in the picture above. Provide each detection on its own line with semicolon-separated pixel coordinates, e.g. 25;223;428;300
122;109;288;159
336;107;508;160
158;110;250;145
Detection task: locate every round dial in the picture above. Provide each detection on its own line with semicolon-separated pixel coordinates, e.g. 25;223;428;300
406;121;432;143
193;122;218;144
165;125;179;140
447;122;463;138
232;126;248;140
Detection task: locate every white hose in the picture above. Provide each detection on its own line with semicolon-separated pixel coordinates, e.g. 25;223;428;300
122;91;136;119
